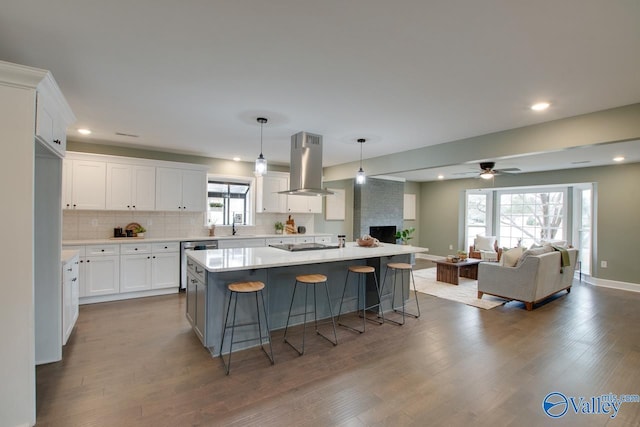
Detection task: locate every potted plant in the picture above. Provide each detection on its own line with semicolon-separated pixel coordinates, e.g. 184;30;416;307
274;221;284;235
209;202;223;209
134;225;146;238
457;250;468;260
395;227;415;245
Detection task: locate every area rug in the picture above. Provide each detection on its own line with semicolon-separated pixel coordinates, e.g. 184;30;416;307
412;268;507;310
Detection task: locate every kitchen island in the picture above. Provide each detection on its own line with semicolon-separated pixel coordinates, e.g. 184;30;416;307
185;242;426;356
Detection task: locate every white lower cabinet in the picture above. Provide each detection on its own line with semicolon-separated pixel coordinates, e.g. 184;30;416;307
62;253;79;345
152;251;180;289
120;253;153;292
69;241;179;302
85;255;120;296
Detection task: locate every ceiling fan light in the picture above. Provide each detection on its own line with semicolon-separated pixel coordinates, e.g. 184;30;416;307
480;171;494;180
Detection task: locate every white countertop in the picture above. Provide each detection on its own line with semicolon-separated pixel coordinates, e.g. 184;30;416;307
63;233;331;246
61;249;79;263
187;242;427;272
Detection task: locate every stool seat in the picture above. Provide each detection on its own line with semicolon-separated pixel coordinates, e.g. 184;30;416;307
348;265;375;274
228;281;265;293
387;263;412;270
296;274;327;284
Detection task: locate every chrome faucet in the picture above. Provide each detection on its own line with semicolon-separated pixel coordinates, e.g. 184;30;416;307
232;213;237;235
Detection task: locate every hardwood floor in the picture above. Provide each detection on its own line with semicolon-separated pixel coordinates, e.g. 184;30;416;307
36;277;640;426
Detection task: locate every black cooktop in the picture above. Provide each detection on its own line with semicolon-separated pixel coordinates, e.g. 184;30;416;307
269;243;339;252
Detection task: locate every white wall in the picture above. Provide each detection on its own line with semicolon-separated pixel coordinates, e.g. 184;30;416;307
0;84;36;426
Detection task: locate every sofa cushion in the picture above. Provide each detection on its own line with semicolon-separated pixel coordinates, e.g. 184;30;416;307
516;245;554;266
502;246;524;267
541;239;568;248
475;235;496;251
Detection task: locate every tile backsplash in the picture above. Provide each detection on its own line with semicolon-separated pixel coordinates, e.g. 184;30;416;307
62;210;316;240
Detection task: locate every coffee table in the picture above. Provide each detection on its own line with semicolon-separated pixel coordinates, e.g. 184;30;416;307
433;258;482;285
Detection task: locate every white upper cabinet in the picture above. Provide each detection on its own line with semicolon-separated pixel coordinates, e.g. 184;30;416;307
256;173;288;213
287;194;322;213
155;167;206;211
63;159;106;210
34;73;75;158
106;163;155;210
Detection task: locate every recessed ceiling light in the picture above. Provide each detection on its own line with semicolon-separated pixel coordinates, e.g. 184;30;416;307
531;102;550;111
232;157;241;162
613;156;625;162
437;174;444;180
77;128;92;135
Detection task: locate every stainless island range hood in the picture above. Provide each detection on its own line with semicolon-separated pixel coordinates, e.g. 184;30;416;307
279;131;334;196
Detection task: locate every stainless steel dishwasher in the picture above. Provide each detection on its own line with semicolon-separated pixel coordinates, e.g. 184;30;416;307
180;240;218;290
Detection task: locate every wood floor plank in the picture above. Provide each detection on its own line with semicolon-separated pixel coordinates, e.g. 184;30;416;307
35;277;640;426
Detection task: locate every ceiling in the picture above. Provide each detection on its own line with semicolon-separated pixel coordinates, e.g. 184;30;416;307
1;1;639;175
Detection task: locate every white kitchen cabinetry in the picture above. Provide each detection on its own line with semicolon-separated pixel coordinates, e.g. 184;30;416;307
256;173;288;213
218;238;266;249
106;163;156;210
120;244;153;293
62;159;106;210
314;235;334;244
151;243;180;289
295;236;315;244
62;252;79;345
287;194;323;213
35;83;71;157
83;244;120;297
156;167;206;211
265;237;297;245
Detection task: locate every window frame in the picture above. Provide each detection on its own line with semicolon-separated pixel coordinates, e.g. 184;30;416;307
206;174;255;226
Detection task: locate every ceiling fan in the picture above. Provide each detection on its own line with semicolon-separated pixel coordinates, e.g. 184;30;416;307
477;162;521;179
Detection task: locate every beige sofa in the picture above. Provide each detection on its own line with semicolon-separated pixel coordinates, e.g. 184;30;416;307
477;248;578;310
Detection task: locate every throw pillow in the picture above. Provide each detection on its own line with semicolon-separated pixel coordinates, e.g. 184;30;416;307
540;239;568;248
475;235;496;251
516;245;554;266
502;247;524;267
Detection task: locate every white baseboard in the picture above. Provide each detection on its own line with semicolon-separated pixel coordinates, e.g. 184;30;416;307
415;253;446;262
585;276;640;293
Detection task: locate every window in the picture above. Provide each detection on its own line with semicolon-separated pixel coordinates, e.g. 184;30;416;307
207;180;251;226
465;191;493;250
574;185;593;275
497;189;566;248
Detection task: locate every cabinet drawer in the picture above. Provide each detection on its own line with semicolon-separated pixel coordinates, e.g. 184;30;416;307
152;242;180;253
86;245;120;256
121;243;152;255
265;237;296;245
314;236;334;244
187;258;206;282
295;236;314;244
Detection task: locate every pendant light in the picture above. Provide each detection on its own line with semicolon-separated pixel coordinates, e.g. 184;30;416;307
255;117;268;176
356;138;366;184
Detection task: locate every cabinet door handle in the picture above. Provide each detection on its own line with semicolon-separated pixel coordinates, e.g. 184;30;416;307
73;204;77;208
127;205;130;208
164;246;168;249
67;267;72;272
54;139;61;145
147;256;151;259
152;256;156;259
132;205;136;209
101;249;105;252
134;248;138;251
71;277;77;282
86;260;91;263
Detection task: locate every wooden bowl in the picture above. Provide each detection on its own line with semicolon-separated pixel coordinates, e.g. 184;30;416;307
357;238;375;247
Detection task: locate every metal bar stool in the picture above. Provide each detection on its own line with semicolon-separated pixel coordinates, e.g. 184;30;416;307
337;265;384;333
219;281;274;375
381;262;421;325
283;274;338;355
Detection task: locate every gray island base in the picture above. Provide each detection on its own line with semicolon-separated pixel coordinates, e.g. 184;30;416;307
185;242;426;357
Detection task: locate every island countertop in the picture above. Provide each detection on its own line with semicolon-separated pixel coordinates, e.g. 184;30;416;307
186;242;426;272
